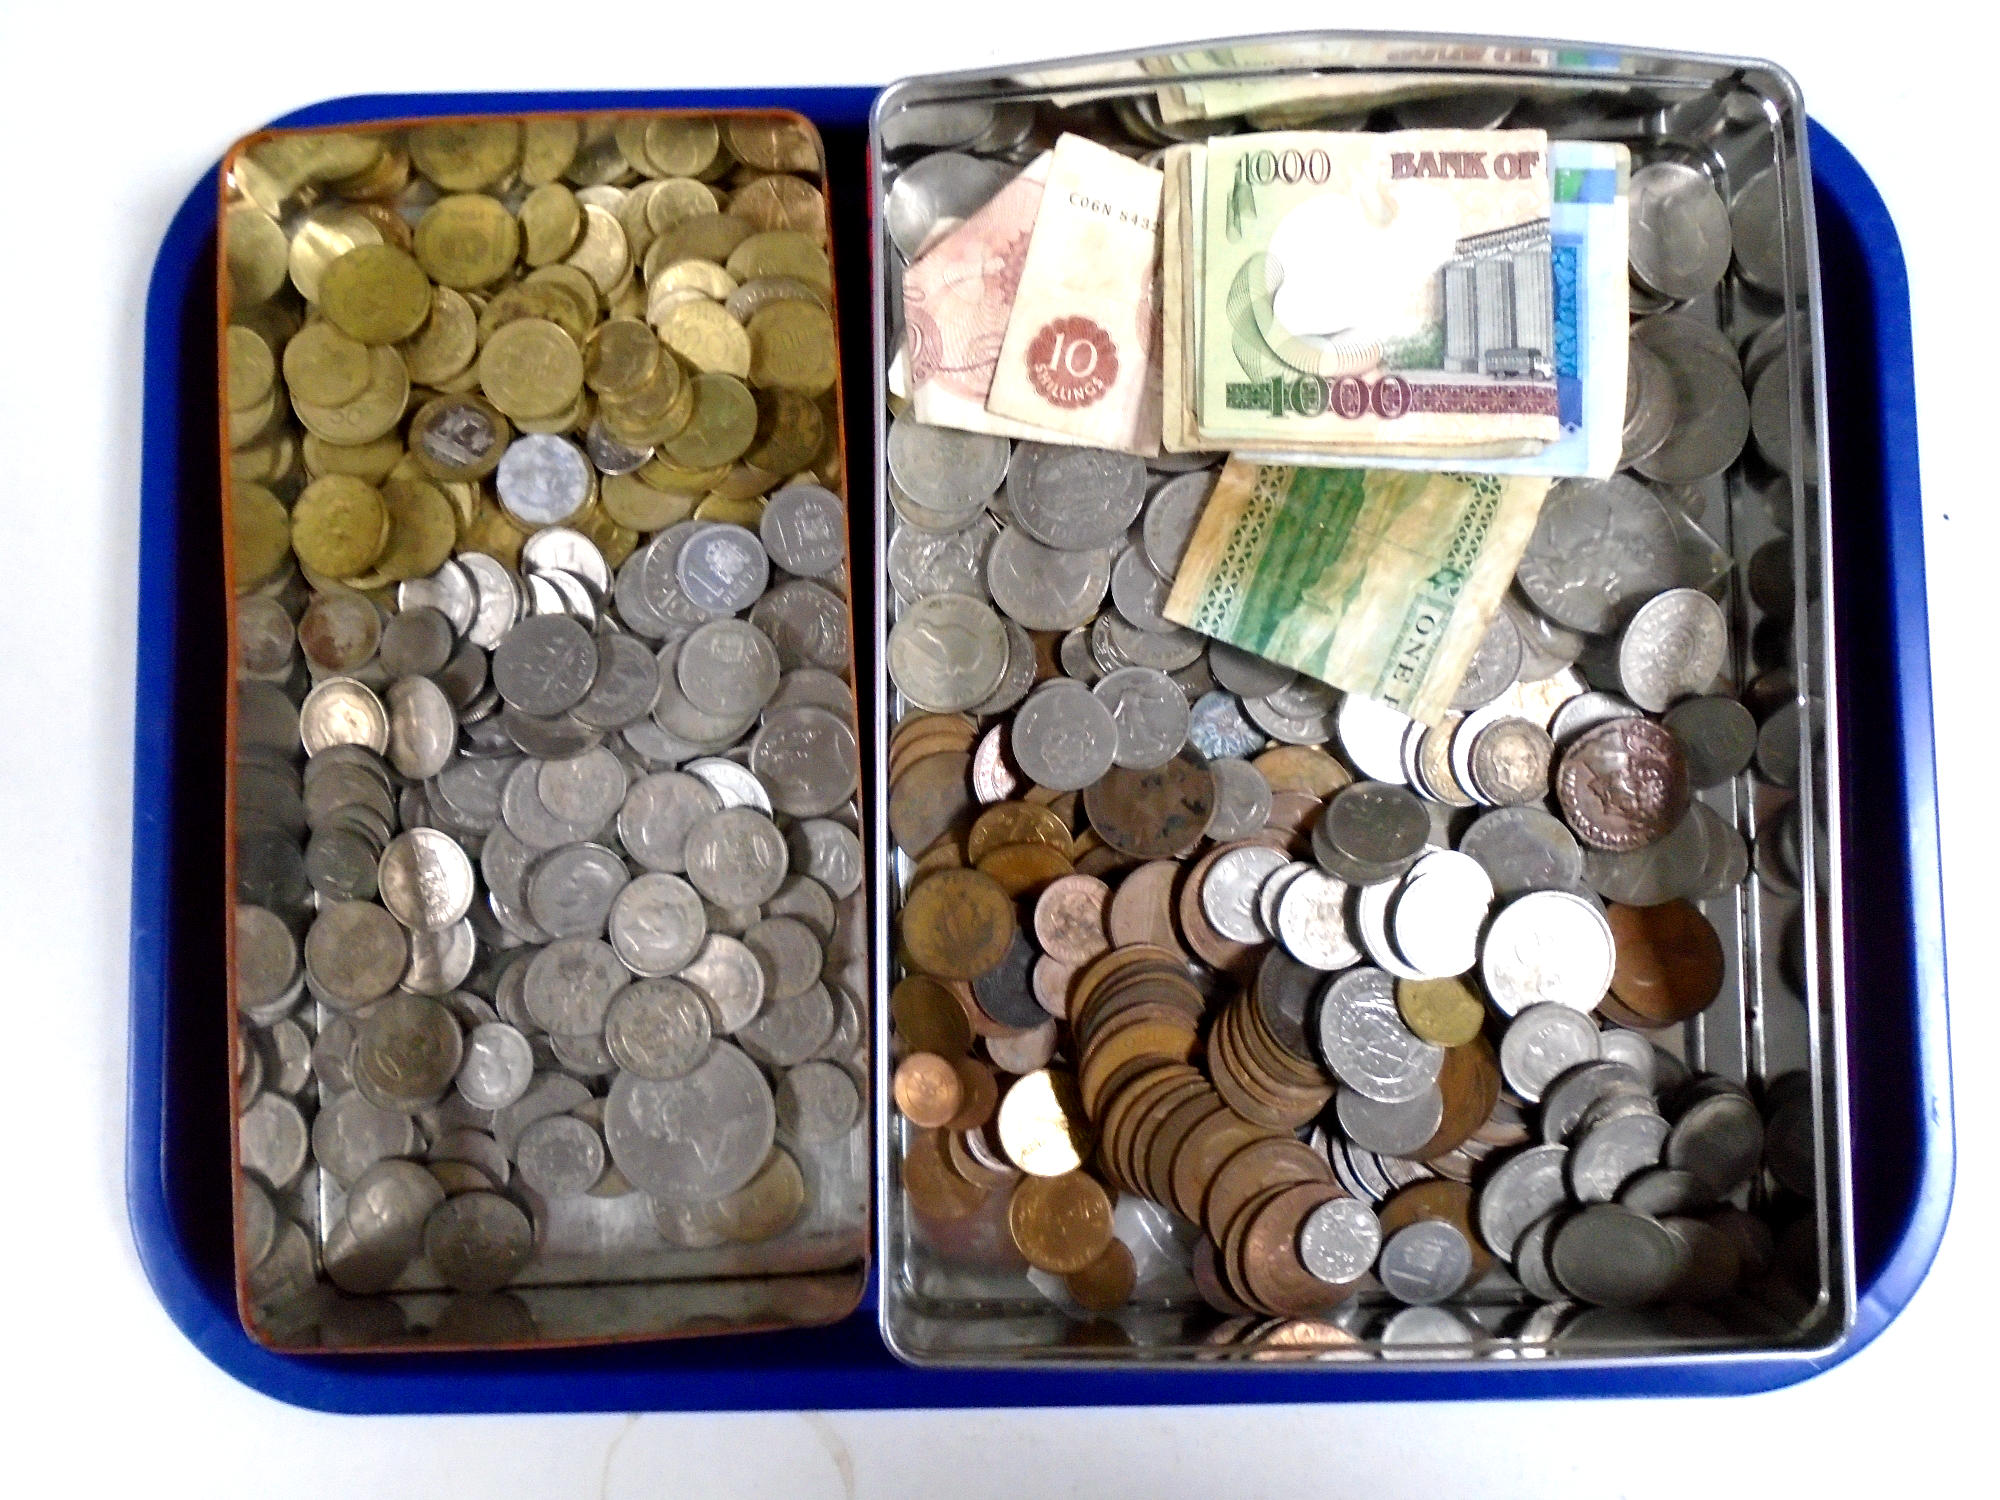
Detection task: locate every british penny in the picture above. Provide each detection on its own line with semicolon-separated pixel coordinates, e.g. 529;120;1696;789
1238;1183;1352;1317
1008;1171;1115;1274
888;751;975;855
902;1128;985;1222
1064;1237;1138;1311
1606;899;1727;1024
900;868;1016;979
1083;747;1217;859
893;1052;962;1127
1032;874;1112;965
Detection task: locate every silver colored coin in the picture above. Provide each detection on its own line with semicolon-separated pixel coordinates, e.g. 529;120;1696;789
239;1091;309;1190
423;1191;534;1294
1549;1204;1683;1307
1498;1002;1602;1104
1353;879;1428;980
584;416;652;475
304;900;408;1009
523;936;629;1036
885;413;1010;510
887;592;1008;712
537;745;628;827
1569;1112;1671;1203
455;1023;534;1110
605;1043;776;1203
1006;442;1148;551
775;1059;861;1144
521;526;610;596
1550;690;1644;747
889;471;987;534
1297;1196;1381;1285
748;578;852;674
1316;966;1444;1104
1059;627;1100;684
298;592;381;675
1012;679;1119;791
380;606;457;678
1730;165;1784;293
1336;1083;1444;1159
738;979;837;1067
889;513;997;604
1665;1091;1766;1195
502;760;601;850
495;433;591;526
766;874;838;942
1663;695;1757;788
1275;869;1362;971
489;1073;591;1157
1466;716;1554;807
1377;1219;1473;1305
432;753;517;832
493;614;598;716
677;524;770;617
458;552;522;650
1388;854;1492;978
324;1159;442;1295
237;595;297;679
1749;359;1794;472
676;618;781;718
354;992;463;1111
1617;588;1728;713
1688;803;1750;900
526;841;629;938
1582;802;1712;906
386;676;457;780
1459;806;1584;898
607;872;708;976
985;526;1108;630
784;819;864;900
1318;781;1429;871
1476;1143;1571;1262
376;828;476;932
1540;1062;1652;1145
1628;161;1732;301
311;1089;418;1187
401;918;475;998
1141;468;1215;582
744;916;825;1000
300;677;390;756
1481;890;1617;1015
515;1114;606;1198
684;756;773;814
971;619;1037;716
1096;609;1204;672
605;977;713;1081
1188;691;1268;760
1208;641;1295;700
684;806;789;907
1510;1210;1566;1303
1336;693;1413;784
880;98;996;151
235;905;298;1010
1594;1028;1659;1090
1621;336;1677;470
617;771;721;873
529;567;598;624
1517;476;1680;635
750;705;859;817
1109;544;1176;634
678;933;767;1033
759;483;847;578
1450;611;1523;711
1379;1306;1475;1352
1631;314;1751;484
883;151;1012;259
1200;844;1291;943
1092;666;1190;770
1257;862;1312;946
768;667;856;717
1204;758;1273;842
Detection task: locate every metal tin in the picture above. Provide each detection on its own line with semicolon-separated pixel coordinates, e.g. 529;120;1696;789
129;71;1945;1411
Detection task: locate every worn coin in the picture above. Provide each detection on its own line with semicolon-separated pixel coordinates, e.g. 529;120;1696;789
1556;718;1691;852
1012;679;1119;791
1618;588;1728;713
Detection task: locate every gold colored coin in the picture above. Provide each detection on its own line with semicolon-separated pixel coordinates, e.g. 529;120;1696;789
612;116;661;177
646;177;720;236
226;326;275;413
643;116;722;179
519;117;581;186
616;179;662;259
703;464;781;504
747;299;838;395
414;193;521;289
901;868;1016;980
291;345;410;445
597;353;693;447
291;474;388;577
712;1148;805;1243
654;257;738;301
564;204;630;297
890;975;974;1059
224;206;290;306
1007;1171;1115;1274
728;175;828;242
231;432;297;487
639;450;731;494
478;317;584;421
398;286;478;386
481;280;593;347
660;298;751;378
649;212;755;272
229;389;279;450
515;389;590;435
726;229;831;292
519;182;582;267
286;203;383;303
458;498;529;569
282;320;370;406
745;388;822;475
995;1068;1092;1176
303;430;402;482
581;317;660;397
1065;1237;1137;1312
370;477;459;582
977;842;1074;898
893;1052;963;1128
662;372;756;469
231;483;291;593
1396;975;1488;1048
1252;744;1353;798
326;141;409;202
599;472;691;532
724;115;822;173
968;802;1072;865
567;503;639;568
521;264;602;330
691;495;764;526
408;119;522;191
319;244;432;345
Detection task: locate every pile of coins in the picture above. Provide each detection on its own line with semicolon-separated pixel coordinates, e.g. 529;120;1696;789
881;347;1806;1327
223;112;865;1348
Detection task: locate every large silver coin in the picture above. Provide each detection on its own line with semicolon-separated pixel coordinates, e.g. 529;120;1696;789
683;807;789;907
526;841;629;938
888;513;997;603
1548;1204;1683;1306
1109;545;1177;634
1142;468;1217;582
750;705;859;817
676;618;781;719
1498;1002;1601;1103
883;151;1012;260
423;1191;534;1293
1006;442;1148;551
1476;1143;1570;1262
1516;476;1680;635
985;527;1109;631
887;592;1008;711
1011;679;1118;791
1628;162;1732;301
885;413;1009;509
1631;314;1751;485
1315;966;1444;1105
618;771;721;873
1480;890;1617;1015
1459;806;1584;898
605;1043;776;1203
1730;165;1784;294
1092;666;1191;770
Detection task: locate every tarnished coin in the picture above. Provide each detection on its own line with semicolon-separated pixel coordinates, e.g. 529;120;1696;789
776;1060;861;1144
885;414;1010;510
1663;695;1757;788
423;1191;534;1294
1189;691;1268;760
1498;1001;1602;1102
1556;718;1691;852
353;991;464;1111
1548;1203;1682;1306
1459;806;1585;898
1006;442;1147;552
888;593;1008;712
606;1043;775;1203
523;936;629;1036
1083;747;1216;859
1617;589;1728;713
1606;899;1726;1025
1632;314;1752;485
493;614;598;716
750;705;859;817
1012;679;1118;792
304;900;408;1009
1466;717;1553;807
1516;476;1680;635
386;676;457;780
901;868;1016;980
684;807;789;907
986;527;1110;631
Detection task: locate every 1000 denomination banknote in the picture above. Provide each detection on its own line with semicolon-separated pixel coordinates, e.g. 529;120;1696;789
1192;129;1559;456
1164;458;1553;724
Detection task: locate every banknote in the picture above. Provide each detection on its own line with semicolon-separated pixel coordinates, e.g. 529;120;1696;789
985;133;1163;456
1225;140;1631;478
1163;458;1553;724
1172;129;1561;458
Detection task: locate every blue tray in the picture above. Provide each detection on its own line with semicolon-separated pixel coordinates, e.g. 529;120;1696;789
127;86;1951;1411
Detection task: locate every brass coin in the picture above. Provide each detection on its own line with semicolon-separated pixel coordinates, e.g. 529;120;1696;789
892;711;977;751
292;345;410;446
1253;744;1353;798
727;230;832;292
369;477;459;582
564;204;631;296
976;842;1074;898
478;317;584;421
746;299;838;395
582;317;661;397
397;287;478;386
1084;748;1218;859
945;1056;999;1131
1607;899;1727;1025
224;206;290;305
599;355;693;447
891;975;973;1058
967;802;1071;865
415;194;521;289
226;326;275;412
600;472;695;532
459;499;529;570
728;175;828;243
995;1068;1091;1176
519;265;601;335
303;430;402;483
713;1147;805;1242
408;119;522;191
319;244;432;345
231;482;291;593
903;1128;985;1222
900;868;1016;980
745;388;823;475
888;750;974;856
287;203;383;303
409;394;511;482
725;115;822;173
692;496;764;527
518;182;583;267
650;212;756;270
1007;1171;1114;1274
652;258;738;302
519;117;581;185
291;474;388;578
660;298;751;378
662;372;757;469
1397;975;1489;1048
1064;1237;1137;1312
893;1052;962;1128
647;177;721;235
569;504;639;569
644;117;723;178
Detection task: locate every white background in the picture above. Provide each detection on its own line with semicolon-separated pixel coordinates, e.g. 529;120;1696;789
0;2;1987;1494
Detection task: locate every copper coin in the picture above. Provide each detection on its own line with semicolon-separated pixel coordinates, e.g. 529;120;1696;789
890;974;974;1058
1261;790;1326;849
1416;1035;1502;1161
1083;747;1217;859
1007;1171;1115;1273
1033;874;1113;965
1098;1066;1196;1191
945;1056;999;1131
1238;1183;1351;1317
1064;1236;1137;1311
968;801;1072;864
889;750;975;855
893;1052;962;1127
1031;954;1077;1019
1192;1234;1254;1314
977;841;1074;898
1172;1109;1273;1224
1607;898;1727;1023
907;841;966;887
900;868;1016;979
1104;861;1188;955
887;723;979;780
1123;1075;1212;1195
970;723;1022;804
902;1128;985;1221
1377;1177;1494;1281
890;711;975;754
1144;1092;1227;1206
1254;744;1353;798
1079;1017;1199;1116
1220;1183;1293;1311
1555;718;1691;852
1203;1135;1331;1244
